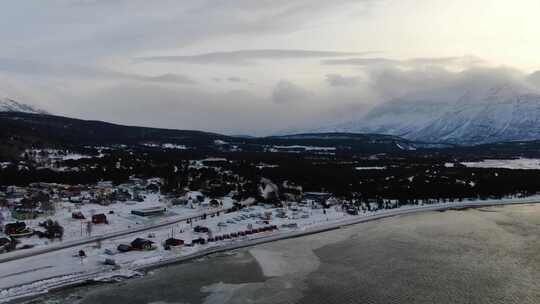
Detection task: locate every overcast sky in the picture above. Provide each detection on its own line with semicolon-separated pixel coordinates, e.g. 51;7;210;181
1;0;540;135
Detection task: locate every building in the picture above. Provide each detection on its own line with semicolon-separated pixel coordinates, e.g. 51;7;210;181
131;207;166;217
302;192;332;205
4;222;33;237
72;211;85;219
92;213;108;224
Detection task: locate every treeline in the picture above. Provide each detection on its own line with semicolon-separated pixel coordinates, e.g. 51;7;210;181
4;146;540;203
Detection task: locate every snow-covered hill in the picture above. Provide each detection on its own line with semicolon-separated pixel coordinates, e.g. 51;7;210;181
326;83;540;145
0;98;48;114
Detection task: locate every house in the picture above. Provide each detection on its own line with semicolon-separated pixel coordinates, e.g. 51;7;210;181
12;196;43;220
131;206;166;217
302;192;331;205
112;189;131;202
0;237;16;252
72;211;85;219
132;190;145;202
4;222;32;237
92;213;108;224
131;238;154;250
171;197;188;205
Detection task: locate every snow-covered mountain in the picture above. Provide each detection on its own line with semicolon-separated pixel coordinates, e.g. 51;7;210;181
326;83;540;145
0;98;48;114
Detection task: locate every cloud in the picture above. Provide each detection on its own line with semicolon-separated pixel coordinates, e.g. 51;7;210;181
527;71;540;88
2;1;537;136
272;80;309;104
325;74;361;87
227;77;247;83
143;74;197;84
57;82;343;136
323;57;397;66
322;55;485;69
0;1;375;61
0;58;196;84
137;49;374;65
365;65;536;103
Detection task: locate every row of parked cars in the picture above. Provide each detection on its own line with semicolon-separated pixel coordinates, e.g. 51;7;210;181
206;225;278;242
113;224;280;254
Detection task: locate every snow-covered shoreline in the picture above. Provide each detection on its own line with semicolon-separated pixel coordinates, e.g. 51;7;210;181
2;195;540;303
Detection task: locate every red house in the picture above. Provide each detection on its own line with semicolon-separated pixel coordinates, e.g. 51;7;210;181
92;214;108;224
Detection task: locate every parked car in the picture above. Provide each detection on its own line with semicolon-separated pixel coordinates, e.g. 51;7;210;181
130;238;154;250
164;238;184;250
117;244;132;252
193;226;210;233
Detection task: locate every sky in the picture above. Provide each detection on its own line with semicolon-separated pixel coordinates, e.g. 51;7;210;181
1;0;540;135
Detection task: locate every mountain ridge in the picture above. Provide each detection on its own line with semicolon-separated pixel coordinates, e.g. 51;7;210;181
0;97;48;115
322;83;540;145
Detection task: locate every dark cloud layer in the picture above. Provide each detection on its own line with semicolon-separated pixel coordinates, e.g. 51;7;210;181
138;49;374;65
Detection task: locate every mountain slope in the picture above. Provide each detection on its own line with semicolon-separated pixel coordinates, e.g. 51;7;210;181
0;98;48;114
329;83;540;145
0;111;439;160
0;112;228;147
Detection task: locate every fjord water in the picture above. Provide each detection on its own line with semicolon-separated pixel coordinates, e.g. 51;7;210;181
44;204;540;304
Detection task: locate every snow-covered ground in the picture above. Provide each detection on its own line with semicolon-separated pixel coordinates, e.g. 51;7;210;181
355;166;387;170
3;193;236;253
2;195;540;302
272;145;336;151
141;143;188;150
460;158;540;170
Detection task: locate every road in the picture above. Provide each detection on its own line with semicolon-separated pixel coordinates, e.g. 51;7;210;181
0;206;232;264
136;196;540;271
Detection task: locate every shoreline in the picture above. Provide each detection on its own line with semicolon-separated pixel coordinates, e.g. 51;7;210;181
2;197;540;303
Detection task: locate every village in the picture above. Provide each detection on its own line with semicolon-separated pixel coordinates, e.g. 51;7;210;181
0;168;388;302
0;172;372;256
3;146;540;301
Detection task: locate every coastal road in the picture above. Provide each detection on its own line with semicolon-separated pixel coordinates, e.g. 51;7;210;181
136;196;540;271
1;197;540;303
0;205;235;264
2;197;538;265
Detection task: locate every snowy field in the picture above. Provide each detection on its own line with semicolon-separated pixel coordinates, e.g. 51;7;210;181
355;166;387;170
459;158;540;170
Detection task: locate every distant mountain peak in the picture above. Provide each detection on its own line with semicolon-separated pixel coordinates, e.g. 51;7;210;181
0;97;49;114
321;83;540;145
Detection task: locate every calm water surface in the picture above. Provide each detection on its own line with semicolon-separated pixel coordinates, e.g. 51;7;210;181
35;204;540;304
